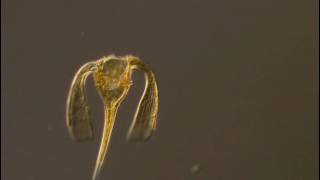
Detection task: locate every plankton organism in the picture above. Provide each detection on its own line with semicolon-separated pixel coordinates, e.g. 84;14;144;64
66;55;159;180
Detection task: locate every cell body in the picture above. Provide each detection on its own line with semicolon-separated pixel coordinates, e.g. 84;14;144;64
66;55;159;180
93;57;132;105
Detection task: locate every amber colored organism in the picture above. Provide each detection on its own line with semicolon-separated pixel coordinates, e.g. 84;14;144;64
66;55;159;180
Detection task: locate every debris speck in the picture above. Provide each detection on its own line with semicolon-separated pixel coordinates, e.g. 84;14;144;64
190;164;200;174
48;125;54;132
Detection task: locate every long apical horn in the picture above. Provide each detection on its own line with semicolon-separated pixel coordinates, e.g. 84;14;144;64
127;57;159;141
66;61;97;141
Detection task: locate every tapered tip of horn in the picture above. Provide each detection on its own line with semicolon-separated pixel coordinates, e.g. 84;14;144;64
126;125;155;142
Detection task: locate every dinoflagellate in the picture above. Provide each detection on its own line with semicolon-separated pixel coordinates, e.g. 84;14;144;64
66;55;159;180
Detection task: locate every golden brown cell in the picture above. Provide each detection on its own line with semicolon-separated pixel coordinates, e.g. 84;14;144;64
66;55;159;180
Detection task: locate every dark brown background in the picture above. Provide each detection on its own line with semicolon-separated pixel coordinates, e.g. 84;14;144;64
1;0;319;180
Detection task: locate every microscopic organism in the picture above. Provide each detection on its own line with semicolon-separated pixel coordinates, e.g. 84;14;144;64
66;55;159;180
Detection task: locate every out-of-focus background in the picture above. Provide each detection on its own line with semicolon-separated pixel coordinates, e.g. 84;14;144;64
1;0;319;180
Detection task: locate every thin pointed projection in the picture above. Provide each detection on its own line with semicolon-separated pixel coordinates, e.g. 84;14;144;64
66;55;159;180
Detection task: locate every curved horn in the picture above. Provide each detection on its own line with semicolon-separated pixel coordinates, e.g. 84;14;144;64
127;57;159;141
66;61;97;141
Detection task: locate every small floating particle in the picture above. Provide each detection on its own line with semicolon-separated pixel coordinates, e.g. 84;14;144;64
190;164;200;174
48;125;54;132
